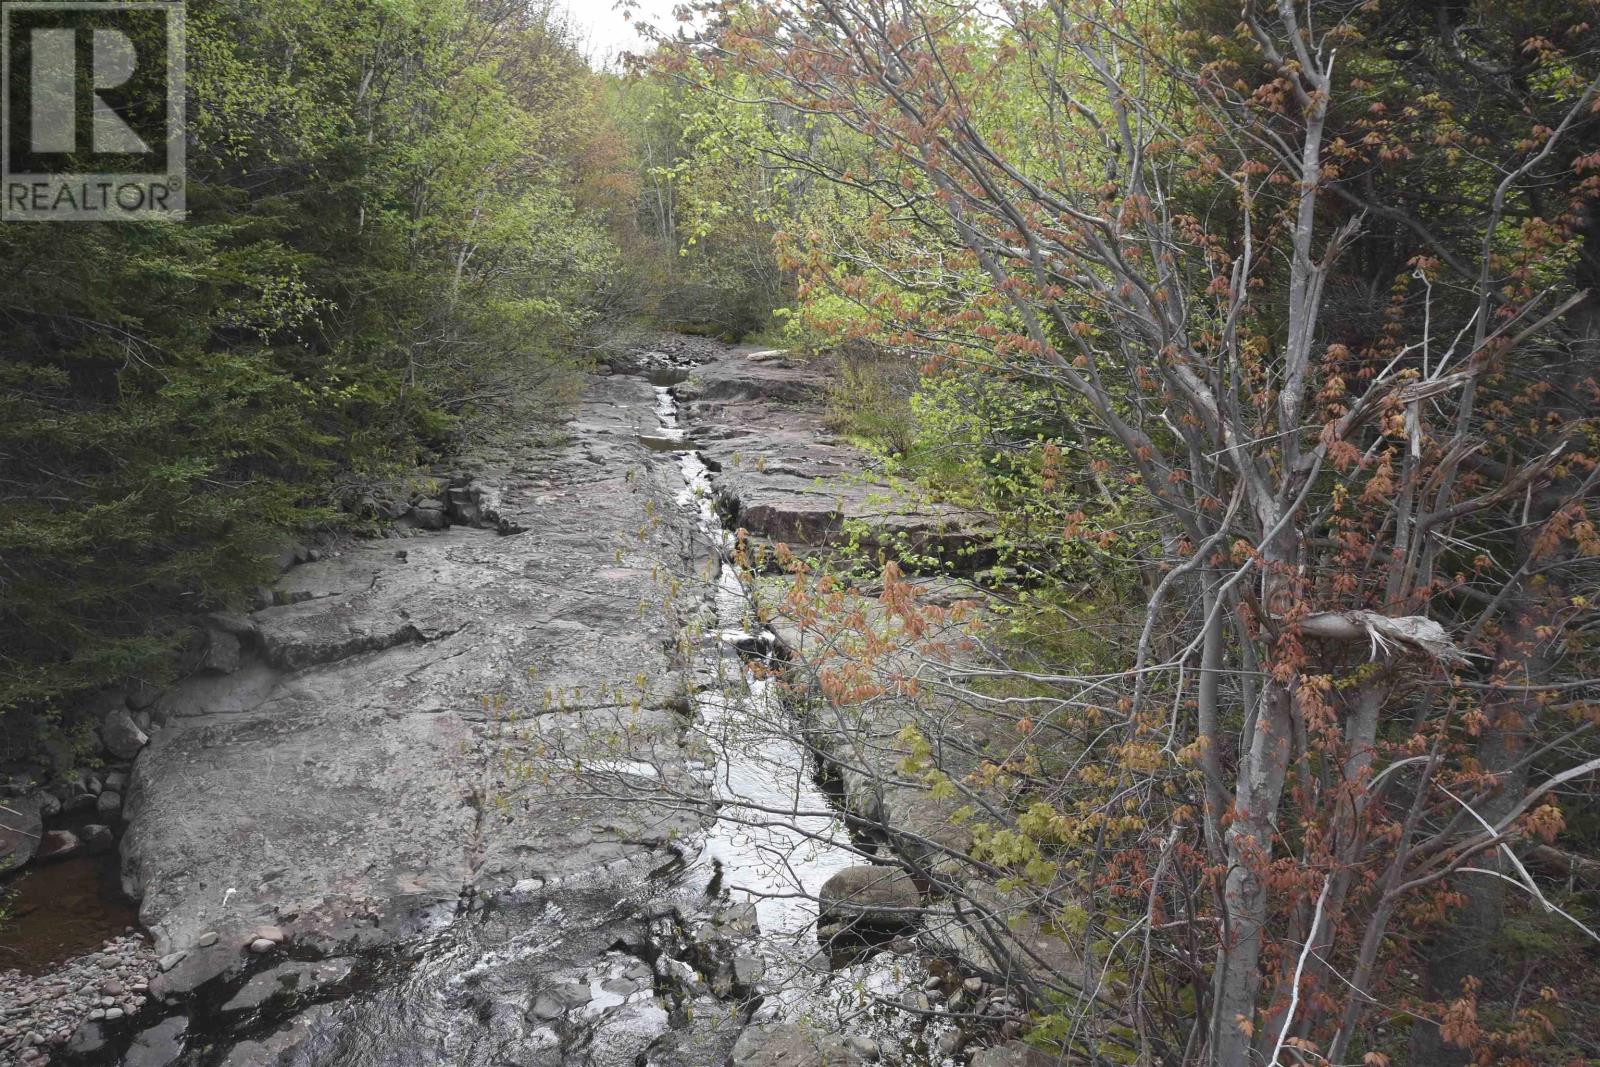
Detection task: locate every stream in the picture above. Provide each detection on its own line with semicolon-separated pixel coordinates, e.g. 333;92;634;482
2;360;954;1067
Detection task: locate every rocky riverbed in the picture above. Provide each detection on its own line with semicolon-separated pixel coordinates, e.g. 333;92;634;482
1;336;1052;1067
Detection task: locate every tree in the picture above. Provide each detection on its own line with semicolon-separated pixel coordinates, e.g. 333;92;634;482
1;0;626;757
663;1;1600;1061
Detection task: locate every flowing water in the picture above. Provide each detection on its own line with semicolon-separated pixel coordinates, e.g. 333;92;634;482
660;382;943;1041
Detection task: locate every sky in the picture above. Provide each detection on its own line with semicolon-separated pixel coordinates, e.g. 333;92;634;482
562;0;685;69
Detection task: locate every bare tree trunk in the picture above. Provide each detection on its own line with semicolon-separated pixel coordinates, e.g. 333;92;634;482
1213;543;1299;1065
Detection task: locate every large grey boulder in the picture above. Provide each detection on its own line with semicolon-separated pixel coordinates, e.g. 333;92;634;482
102;705;150;760
730;1022;867;1067
818;865;921;929
0;792;44;872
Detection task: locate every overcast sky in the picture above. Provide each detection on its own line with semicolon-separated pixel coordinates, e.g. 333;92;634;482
564;0;686;69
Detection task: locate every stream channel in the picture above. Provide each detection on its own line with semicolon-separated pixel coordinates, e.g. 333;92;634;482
18;362;952;1067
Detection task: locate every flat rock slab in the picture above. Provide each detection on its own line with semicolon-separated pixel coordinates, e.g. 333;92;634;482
121;375;711;991
678;349;993;567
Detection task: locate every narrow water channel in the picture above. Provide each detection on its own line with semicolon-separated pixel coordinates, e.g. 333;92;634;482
654;380;950;1060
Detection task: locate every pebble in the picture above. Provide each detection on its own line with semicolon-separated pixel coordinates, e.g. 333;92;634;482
249;938;276;954
197;932;218;947
0;933;157;1066
963;976;984;993
250;924;287;945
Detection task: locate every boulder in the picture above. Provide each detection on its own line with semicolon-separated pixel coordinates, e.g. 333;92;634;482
123;1015;188;1067
818;865;921;929
82;823;115;853
65;1020;109;1057
201;628;242;674
970;1041;1065;1067
205;612;257;638
102;706;149;760
408;498;449;530
0;792;43;872
730;1023;867;1067
37;829;80;861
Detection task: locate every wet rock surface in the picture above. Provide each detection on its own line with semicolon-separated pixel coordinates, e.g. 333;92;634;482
121;373;705;992
12;336;1010;1066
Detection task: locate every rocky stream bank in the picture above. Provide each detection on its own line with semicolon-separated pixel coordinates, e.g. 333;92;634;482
2;337;1054;1067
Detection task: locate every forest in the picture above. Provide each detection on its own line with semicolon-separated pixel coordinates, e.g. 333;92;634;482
3;1;1600;1066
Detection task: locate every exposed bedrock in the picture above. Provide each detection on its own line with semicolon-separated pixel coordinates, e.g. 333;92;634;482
676;348;995;571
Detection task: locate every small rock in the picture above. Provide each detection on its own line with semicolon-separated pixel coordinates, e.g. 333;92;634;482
935;1029;965;1058
97;790;123;816
527;994;564;1022
104;771;128;792
848;1035;882;1061
963;976;984;994
104;1007;124;1021
158;951;187;972
101;708;149;760
197;933;218;948
250;924;287;945
248;938;276;955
